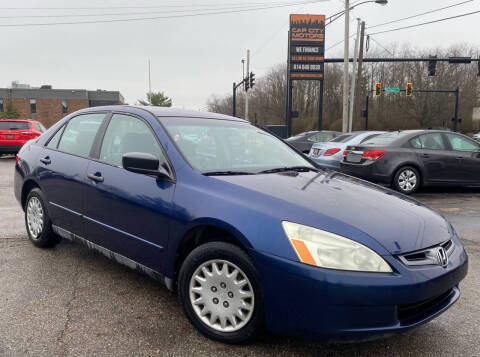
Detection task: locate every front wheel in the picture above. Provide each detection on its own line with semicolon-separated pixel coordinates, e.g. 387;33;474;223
178;242;263;344
393;166;420;194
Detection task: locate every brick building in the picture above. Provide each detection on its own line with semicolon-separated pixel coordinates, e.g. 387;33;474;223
0;85;124;128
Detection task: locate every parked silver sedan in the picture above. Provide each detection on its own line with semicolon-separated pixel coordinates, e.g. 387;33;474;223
308;131;386;170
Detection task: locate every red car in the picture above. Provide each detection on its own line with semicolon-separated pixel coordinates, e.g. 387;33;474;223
0;119;46;155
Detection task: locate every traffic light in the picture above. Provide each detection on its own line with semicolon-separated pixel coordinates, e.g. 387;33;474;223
406;82;413;96
374;82;382;96
428;55;437;76
244;76;249;91
249;72;255;89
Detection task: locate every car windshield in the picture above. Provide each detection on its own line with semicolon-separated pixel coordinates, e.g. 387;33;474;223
361;131;409;146
160;117;315;174
330;133;354;143
0;121;31;130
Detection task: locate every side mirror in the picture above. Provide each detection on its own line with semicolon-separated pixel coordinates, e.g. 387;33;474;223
122;152;171;180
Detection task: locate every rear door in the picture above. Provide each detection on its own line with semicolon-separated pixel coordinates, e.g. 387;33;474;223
37;112;107;236
409;133;453;183
83;113;175;272
444;133;480;183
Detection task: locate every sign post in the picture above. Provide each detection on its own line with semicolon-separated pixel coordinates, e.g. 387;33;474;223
288;14;325;135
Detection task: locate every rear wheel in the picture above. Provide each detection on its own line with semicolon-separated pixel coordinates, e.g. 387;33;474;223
393;166;420;194
178;242;263;344
25;188;60;248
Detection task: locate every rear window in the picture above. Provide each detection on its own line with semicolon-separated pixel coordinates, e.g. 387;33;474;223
0;121;31;130
330;134;353;143
361;132;409;146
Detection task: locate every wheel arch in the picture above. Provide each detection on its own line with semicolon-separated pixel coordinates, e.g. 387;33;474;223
391;162;424;186
171;219;253;282
21;178;42;210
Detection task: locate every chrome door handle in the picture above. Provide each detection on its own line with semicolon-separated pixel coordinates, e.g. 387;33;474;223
87;173;104;183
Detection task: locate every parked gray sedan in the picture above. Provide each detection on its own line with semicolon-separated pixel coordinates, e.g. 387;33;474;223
308;131;386;170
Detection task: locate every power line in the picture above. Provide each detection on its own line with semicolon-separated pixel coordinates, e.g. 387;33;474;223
0;1;325;27
367;0;475;29
0;3;320;19
369;9;480;35
0;1;318;10
368;36;394;56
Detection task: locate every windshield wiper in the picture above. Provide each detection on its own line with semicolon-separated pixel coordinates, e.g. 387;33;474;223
203;171;256;176
258;166;318;174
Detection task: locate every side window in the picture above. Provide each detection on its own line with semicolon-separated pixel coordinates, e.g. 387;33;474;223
99;114;164;167
410;133;446;150
46;126;64;149
57;113;105;157
445;133;480;152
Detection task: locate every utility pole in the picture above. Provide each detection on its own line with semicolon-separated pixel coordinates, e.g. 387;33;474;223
354;21;366;128
342;0;350;133
453;87;460;132
348;18;361;132
232;82;237;117
148;58;152;103
245;49;250;121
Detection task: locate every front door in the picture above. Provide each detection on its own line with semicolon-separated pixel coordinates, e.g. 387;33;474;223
444;133;480;183
83;113;175;273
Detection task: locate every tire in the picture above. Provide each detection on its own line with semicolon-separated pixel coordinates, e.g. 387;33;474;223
393;166;421;195
25;188;60;248
178;242;263;344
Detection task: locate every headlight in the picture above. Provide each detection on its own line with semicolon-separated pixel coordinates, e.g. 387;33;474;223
282;221;392;273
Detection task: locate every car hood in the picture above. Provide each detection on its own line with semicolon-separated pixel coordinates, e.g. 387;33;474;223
214;170;452;255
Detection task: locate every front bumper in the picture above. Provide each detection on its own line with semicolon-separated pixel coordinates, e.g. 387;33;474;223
250;237;468;341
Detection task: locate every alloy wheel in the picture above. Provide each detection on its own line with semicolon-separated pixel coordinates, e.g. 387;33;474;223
26;196;44;239
398;169;417;192
189;259;254;332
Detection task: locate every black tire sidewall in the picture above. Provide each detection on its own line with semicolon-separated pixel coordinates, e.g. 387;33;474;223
25;188;58;248
393;166;420;194
178;242;263;344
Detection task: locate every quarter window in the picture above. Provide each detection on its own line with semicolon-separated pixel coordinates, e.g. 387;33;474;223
99;114;164;167
410;134;446;150
57;113;105;157
445;133;480;152
46;126;64;149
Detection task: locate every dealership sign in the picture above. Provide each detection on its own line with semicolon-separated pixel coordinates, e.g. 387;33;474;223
289;14;325;80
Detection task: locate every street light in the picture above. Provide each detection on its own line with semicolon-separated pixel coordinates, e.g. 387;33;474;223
341;0;388;132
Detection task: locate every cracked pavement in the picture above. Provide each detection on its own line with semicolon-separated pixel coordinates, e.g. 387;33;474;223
1;156;479;356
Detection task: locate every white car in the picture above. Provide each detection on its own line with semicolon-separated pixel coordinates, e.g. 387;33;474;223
473;132;480;141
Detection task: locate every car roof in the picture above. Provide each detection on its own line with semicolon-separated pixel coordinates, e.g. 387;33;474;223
77;105;248;122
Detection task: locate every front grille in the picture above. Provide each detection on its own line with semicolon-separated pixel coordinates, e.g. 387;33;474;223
398;239;455;267
398;289;453;323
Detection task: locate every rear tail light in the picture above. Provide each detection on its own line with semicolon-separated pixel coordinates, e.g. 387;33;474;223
362;150;386;161
343;150;348;157
323;148;341;156
15;154;19;163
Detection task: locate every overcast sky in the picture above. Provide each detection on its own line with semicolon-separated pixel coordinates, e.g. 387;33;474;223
1;0;479;109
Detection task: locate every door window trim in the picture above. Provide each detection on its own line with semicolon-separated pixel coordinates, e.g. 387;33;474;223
93;111;176;182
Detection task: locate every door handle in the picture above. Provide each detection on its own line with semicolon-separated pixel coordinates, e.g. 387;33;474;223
421;153;430;158
456;156;463;160
40;156;51;164
87;172;104;183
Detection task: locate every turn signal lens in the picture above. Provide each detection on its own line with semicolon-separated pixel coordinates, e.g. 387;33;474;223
15;154;19;163
323;148;341;156
362;150;386;161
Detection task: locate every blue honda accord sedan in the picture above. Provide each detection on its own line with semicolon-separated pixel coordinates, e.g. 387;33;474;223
14;106;467;343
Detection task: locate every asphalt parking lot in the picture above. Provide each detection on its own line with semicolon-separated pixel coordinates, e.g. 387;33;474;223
1;156;479;357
